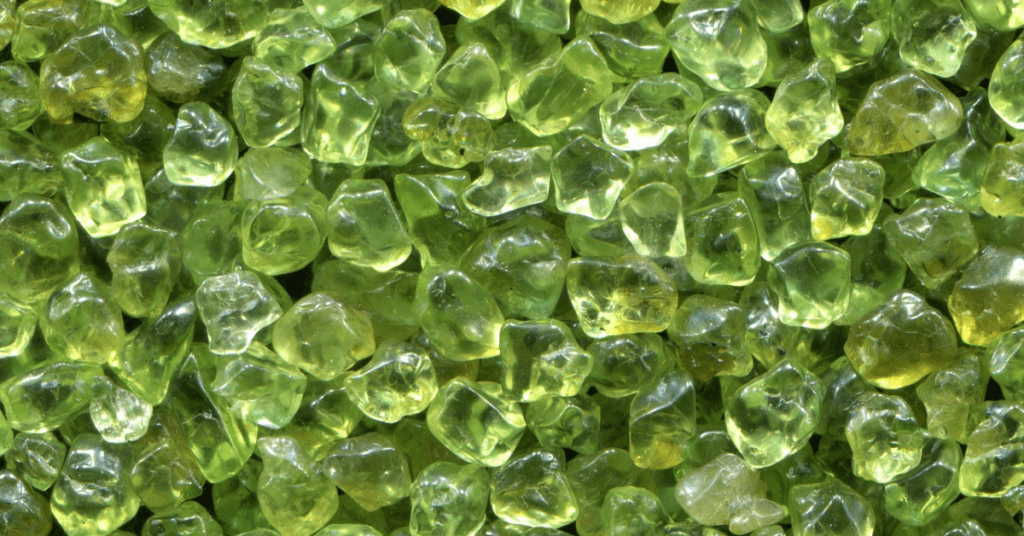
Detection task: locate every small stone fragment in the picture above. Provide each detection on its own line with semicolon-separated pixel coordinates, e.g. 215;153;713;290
409;462;490;536
0;360;101;433
981;137;1024;218
566;255;678;339
600;486;668;536
586;334;671;398
665;0;767;91
148;0;269;49
60;136;147;237
107;222;183;318
738;154;813;262
675;453;785;534
51;434;140;536
499;320;591;402
145;33;228;104
845;393;926;483
490;448;578;528
402;96;494;168
960;402;1024;497
240;187;328;276
462;146;552;217
210;343;306;430
40;273;125;364
0;470;52;536
426;379;525;467
883;435;961;525
551;134;633;220
256;436;338;536
765;59;843;163
302;64;380;165
892;0;977;77
394;171;485;267
620;182;687;259
130;407;205;513
253;8;335;74
373;9;445;92
686;90;776;177
320;432;411;512
326;178;411;272
882;198;978;289
141;501;224;536
629;370;696;469
90;376;152;443
669;294;753;382
5;432;65;491
948;245;1024;346
0;61;43;131
809;158;885;241
345;340;437;422
526;394;601;455
788;478;875;536
599;74;702;152
917;349;988;442
163;102;238;188
231;57;304;149
196;271;283;356
110;296;196;406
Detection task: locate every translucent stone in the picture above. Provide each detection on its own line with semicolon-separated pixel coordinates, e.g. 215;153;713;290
579;0;658;23
326;178;411;271
687;90;776;177
240;187;328;276
110;296;196;406
509;0;571;34
273;292;375;381
415;266;504;361
491;448;578;528
669;294;753;382
1;360;101;433
0;0;14;51
764;59;843;163
676;453;785;534
462;146;552;217
100;94;176;176
566;255;677;339
311;262;420;344
600;486;667;536
738;154;813;262
0;294;36;358
39;24;146;124
981;138;1024;217
106;222;182;318
60;136;147;237
599;74;702;152
164;102;238;188
619;182;687;259
741;283;810;368
847;70;964;156
917;349;988;442
789;479;875;536
964;0;1024;31
507;38;614;136
145;170;223;235
586;334;671;398
145;33;228;104
805;158;885;241
566;449;646;536
211;459;268;534
892;0;977;77
197;271;283;356
233;148;309;202
210;343;306;430
0;61;43;131
845;393;926;483
402;97;495;168
665;0;766;91
455;9;562;87
565;205;634;258
807;0;891;73
551;135;633;219
345;340;437;422
315;526;381;536
302;64;379;165
0;469;52;536
280;378;363;461
431;43;506;120
231;57;304;149
257;437;338;536
0;131;62;202
883;435;961;525
395;171;485;266
426;379;525;467
373;9;445;92
12;0;97;63
575;12;669;82
948;245;1024;346
628;369;696;469
51;434;140;536
526;394;601;454
148;0;269;49
409;462;490;536
882;198;979;289
253;8;335;74
170;350;258;483
303;0;385;28
5;432;65;490
141;501;223;536
960;402;1024;497
749;0;804;32
39;273;124;364
365;82;420;167
130;407;205;513
498;319;592;402
684;193;761;286
90;376;152;443
321;432;411;511
767;242;852;329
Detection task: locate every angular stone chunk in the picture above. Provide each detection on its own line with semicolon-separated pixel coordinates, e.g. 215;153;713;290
164;102;238;188
210;343;306;430
566;255;677;339
40;273;124;364
211;459;268;534
0;360;101;433
963;0;1024;31
395;172;485;267
0;470;52;536
279;378;362;461
738;154;813;262
5;432;65;491
409;462;490;536
327;179;411;272
788;478;875;536
551;134;633;220
145;33;228;104
847;70;963;156
107;222;183;318
301;64;379;165
960;402;1024;497
810;158;885;241
882;198;978;289
462;146;552;217
60;136;147;237
52;434;140;536
345;340;437;422
566;449;646;536
181;200;244;282
599;74;702;152
987;38;1024;129
272;291;375;381
527;394;601;454
415;266;504;361
749;0;805;32
141;501;223;536
580;0;658;23
575;12;669;81
39;25;146;124
90;376;152;443
509;0;571;33
807;0;890;73
620;182;687;259
130;407;205;513
599;486;667;536
0;61;42;131
110;296;196;406
665;0;767;91
402;96;494;168
257;436;338;536
456;9;562;87
845;290;958;390
0;131;62;202
981;138;1024;217
426;379;525;467
767;242;851;329
676;453;785;534
490;448;578;528
765;59;842;163
917;349;988;442
726;359;824;468
303;0;385;28
12;0;98;63
687;90;776;177
629;370;696;469
148;0;269;49
499;319;592;402
253;8;335;74
231;57;304;149
883;435;961;525
241;187;328;276
373;9;445;92
197;271;283;356
321;432;411;512
948;245;1024;346
507;37;613;136
892;0;977;77
233;148;310;202
586;334;671;398
669;295;753;382
432;43;506;120
846;393;925;483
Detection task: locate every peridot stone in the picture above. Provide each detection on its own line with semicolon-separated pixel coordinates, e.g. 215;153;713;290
526;394;601;454
600;486;668;536
241;186;328;276
846;392;925;483
5;431;62;493
110;296;196;406
280;378;363;461
676;453;785;534
586;334;671;398
765;59;843;164
302;64;380;165
509;0;571;34
490;448;578;528
917;349;988;442
892;0;977;77
684;193;761;286
0;61;43;131
395;171;485;266
687;89;776;177
750;0;805;32
51;433;140;536
197;271;283;356
948;245;1024;346
580;0;658;24
960;402;1024;497
409;462;491;536
40;273;125;364
669;294;753;382
60;136;147;237
257;437;338;536
807;0;891;73
253;8;335;74
883;435;961;525
566;449;645;536
566;255;677;338
575;12;669;81
499;319;592;402
415;266;504;361
273;291;375;381
599;73;702;152
462;146;553;217
210;343;306;430
163;102;238;188
148;0;269;49
321;432;411;512
402;96;495;168
426;379;525;467
345;340;437;422
106;222;182;318
981;138;1024;217
231;56;304;149
882;198;978;289
0;0;13;51
767;242;852;329
145;33;228;104
130;407;205;513
619;182;687;259
963;0;1024;31
12;0;98;63
211;459;269;534
374;9;445;92
665;0;767;91
0;131;62;202
432;43;506;120
0;360;102;433
141;501;224;536
551;134;633;220
0;293;36;359
789;478;875;536
738;153;813;261
89;376;152;443
303;0;385;28
629;370;695;469
234;147;310;202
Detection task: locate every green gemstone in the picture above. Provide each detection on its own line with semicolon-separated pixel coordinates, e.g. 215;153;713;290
402;96;495;168
586;334;671;398
39;273;125;364
981;137;1024;217
676;453;785;534
462;146;553;217
210;343;306;430
415;266;504;361
51;434;140;536
599;73;702;152
456;9;561;87
130;407;205;513
0;470;52;536
882;198;978;289
526;394;601;454
231;56;304;149
509;0;571;34
432;43;506;120
60;136;147;237
789;478;875;536
253;8;335;73
141;501;224;536
212;459;270;534
765;59;843;164
273;291;375;381
321;432;411;512
883;435;961;525
665;0;767;91
345;340;437;422
684;193;761;286
576;12;669;81
395;171;485;267
0;360;101;433
687;89;776;177
491;448;578;528
738;153;813;261
241;186;328;276
257;436;338;536
620;182;687;259
629;370;696;469
499;319;592;402
278;377;363;462
600;486;668;536
916;348;988;442
960;402;1024;497
566;255;677;339
182;200;245;282
0;131;62;201
409;462;491;536
948;245;1024;346
892;0;977;77
373;9;445;93
163;102;238;188
145;32;228;104
566;448;645;536
767;242;852;329
807;0;891;73
669;294;753;382
846;393;925;483
148;0;269;49
89;376;152;443
0;61;43;131
426;379;525;467
5;432;65;491
197;271;283;356
302;64;380;165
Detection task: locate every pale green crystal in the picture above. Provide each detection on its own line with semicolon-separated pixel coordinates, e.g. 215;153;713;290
345;340;437;422
163;102;238;188
499;319;592;402
60;136;147;237
566;255;677;338
321;432;411;512
51;434;140;536
257;436;338;536
629;370;695;469
490;449;578;528
197;271;283;356
426;378;525;467
665;0;767;91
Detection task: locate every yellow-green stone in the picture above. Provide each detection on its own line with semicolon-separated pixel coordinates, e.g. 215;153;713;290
426;378;525;467
257;436;338;536
490;449;578;528
566;255;677;339
163;102;238;188
344;340;437;422
60;136;147;237
665;0;767;91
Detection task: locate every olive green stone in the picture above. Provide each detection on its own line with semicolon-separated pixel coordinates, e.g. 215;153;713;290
40;273;125;364
684;193;761;286
665;0;767;91
749;0;805;32
619;182;687;259
12;0;98;62
302;64;380;165
741;282;810;368
629;370;696;469
551;134;633;220
566;255;677;339
373;9;445;93
0;0;13;51
326;178;411;271
241;186;328;276
807;0;891;73
846;392;925;483
51;434;140;536
981;138;1024;217
599;74;702;152
145;33;228;104
427;378;525;466
90;376;152;443
948;245;1024;346
586;334;671;398
164;102;238;188
409;462;491;536
61;136;147;237
892;0;977;77
148;0;269;49
917;349;988;442
526;394;601;455
257;436;338;536
738;153;813;262
566;448;646;536
234;147;311;202
490;448;578;528
960;402;1024;496
507;38;613;136
509;0;570;34
432;43;506;120
210;343;306;430
0;61;42;131
575;12;669;82
402;96;495;168
964;0;1024;31
455;9;562;87
232;56;304;149
415;266;504;361
600;486;668;536
279;378;363;461
197;271;283;355
499;319;592;402
767;242;852;329
395;171;485;267
321;432;411;512
0;131;61;202
0;294;36;358
883;435;961;525
110;296;196;406
882;198;979;289
565;205;634;258
669;294;753;382
462;146;553;217
5;432;65;491
345;340;437;422
273;292;375;381
130;407;205;513
765;59;843;164
254;8;335;74
106;222;182;318
789;478;875;536
676;453;785;534
687;90;776;177
141;501;223;536
0;470;52;536
212;459;270;534
100;94;176;177
143;169;223;235
0;360;101;433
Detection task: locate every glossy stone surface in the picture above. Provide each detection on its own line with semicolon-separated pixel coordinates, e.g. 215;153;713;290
321;432;411;512
490;449;578;528
676;453;785;534
948;245;1024;346
60;136;147;237
426;379;525;467
51;434;140;536
566;255;677;339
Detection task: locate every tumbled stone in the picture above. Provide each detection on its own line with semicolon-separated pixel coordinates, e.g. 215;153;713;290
491;449;578;528
231;57;304;149
196;271;283;356
499;320;592;403
163;102;238;188
415;266;504;361
884;435;961;525
60;136;147;237
676;453;785;534
882;198;978;289
148;0;269;49
789;479;875;536
948;245;1024;346
321;432;411;512
426;379;525;467
566;255;677;339
409;462;490;536
256;437;338;536
665;0;767;91
767;242;852;329
629;370;696;469
40;273;125;364
846;393;926;483
809;158;885;241
960;402;1024;497
765;59;843;163
0;470;52;536
917;349;988;442
210;343;306;430
51;434;140;536
892;0;977;77
345;340;437;422
526;394;601;455
981;137;1024;218
687;90;776;177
